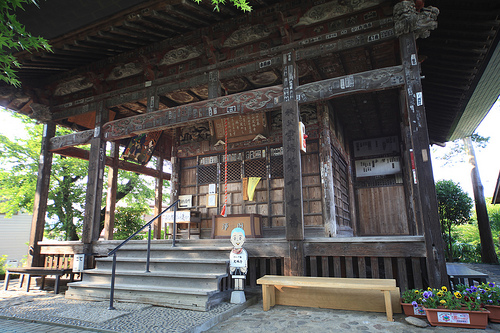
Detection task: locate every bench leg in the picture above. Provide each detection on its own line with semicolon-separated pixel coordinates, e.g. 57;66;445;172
3;272;10;291
55;275;60;294
41;275;46;290
262;285;275;311
26;275;31;292
383;290;393;322
19;274;24;288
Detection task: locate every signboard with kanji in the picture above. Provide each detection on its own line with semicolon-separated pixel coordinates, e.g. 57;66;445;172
211;214;262;238
214;113;267;143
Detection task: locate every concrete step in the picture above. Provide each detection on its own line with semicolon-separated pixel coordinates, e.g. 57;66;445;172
95;257;229;274
65;282;228;311
80;269;226;289
112;247;232;260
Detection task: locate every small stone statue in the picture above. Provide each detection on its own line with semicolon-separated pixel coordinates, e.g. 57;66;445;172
229;227;248;303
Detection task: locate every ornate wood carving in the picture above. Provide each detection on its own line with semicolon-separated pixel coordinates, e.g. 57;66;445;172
222;24;271;48
159;45;203;66
54;77;93;96
394;1;439;39
247;71;279;87
29;103;52;123
297;65;404;103
295;0;385;27
106;62;143;81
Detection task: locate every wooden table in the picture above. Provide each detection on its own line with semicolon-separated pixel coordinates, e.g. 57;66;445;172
446;263;489;288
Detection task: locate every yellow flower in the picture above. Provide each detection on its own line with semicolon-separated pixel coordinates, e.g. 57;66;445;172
486;287;491;291
436;291;443;297
441;286;448;292
414;290;420;294
428;287;432;291
440;300;446;304
418;298;422;302
454;291;462;299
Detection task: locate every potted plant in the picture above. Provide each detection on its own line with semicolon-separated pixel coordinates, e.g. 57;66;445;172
476;282;500;322
400;288;426;318
422;286;490;329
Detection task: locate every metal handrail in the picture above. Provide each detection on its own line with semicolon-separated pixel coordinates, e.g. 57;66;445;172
108;199;179;310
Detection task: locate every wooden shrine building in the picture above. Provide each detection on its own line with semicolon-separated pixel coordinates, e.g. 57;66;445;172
2;0;500;298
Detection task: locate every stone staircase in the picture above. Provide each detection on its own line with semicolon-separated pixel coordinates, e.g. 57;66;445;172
65;241;232;311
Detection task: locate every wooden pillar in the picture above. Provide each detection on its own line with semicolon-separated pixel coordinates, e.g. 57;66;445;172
170;130;180;206
399;116;420;236
282;50;304;275
82;103;108;267
28;122;56;267
399;32;448;288
154;138;164;239
103;142;119;240
318;103;337;237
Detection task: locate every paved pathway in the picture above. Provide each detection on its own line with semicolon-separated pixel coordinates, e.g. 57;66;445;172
1;263;500;332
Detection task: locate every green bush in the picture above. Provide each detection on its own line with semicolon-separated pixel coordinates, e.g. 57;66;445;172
0;254;8;275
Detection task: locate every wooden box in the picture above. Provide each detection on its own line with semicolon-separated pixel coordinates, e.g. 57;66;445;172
211;214;263;239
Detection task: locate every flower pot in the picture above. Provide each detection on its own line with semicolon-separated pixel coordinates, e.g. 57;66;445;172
400;301;426;318
424;307;490;329
485;305;500;323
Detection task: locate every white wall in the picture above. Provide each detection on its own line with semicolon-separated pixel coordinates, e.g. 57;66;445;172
0;213;32;263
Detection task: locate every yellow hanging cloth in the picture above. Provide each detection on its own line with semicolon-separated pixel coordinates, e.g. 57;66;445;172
247;177;261;201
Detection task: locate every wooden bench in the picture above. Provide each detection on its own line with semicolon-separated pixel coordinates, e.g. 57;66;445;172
256;275;401;321
446;263;489;288
3;254;78;294
4;267;74;294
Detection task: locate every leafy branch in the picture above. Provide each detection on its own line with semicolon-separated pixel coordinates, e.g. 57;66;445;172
0;0;52;86
192;0;252;12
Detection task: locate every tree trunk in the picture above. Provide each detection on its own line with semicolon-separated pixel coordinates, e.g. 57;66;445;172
463;137;498;263
99;175;140;233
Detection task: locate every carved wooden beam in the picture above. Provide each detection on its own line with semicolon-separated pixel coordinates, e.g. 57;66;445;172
296;65;405;103
49;130;94;151
103;85;283;141
54;146;171;179
47;65;407;149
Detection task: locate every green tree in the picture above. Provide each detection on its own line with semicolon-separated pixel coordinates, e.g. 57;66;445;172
435;180;473;261
0;110;167;240
0;0;51;86
193;0;251;12
113;205;151;240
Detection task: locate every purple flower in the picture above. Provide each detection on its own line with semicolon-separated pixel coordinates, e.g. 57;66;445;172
489;300;494;304
489;282;495;288
470;286;478;293
480;289;486;294
412;301;418;307
423;291;432;299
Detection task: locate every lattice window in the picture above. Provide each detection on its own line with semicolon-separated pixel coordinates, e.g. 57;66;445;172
270;155;283;178
245;158;267;178
332;147;351;228
227;161;242;181
198;164;218;184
